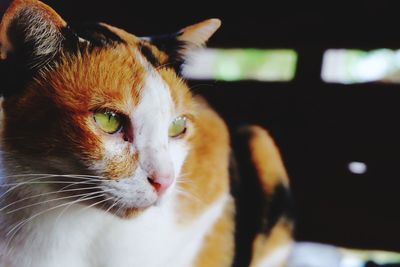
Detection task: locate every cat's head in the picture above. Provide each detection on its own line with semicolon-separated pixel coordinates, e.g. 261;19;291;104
0;0;220;216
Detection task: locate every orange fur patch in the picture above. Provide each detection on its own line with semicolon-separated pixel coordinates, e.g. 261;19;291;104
245;126;290;194
41;45;144;168
177;97;231;222
193;198;235;267
158;68;195;116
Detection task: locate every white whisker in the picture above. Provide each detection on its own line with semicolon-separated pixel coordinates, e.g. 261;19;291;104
105;197;122;214
175;187;202;205
0;186;107;212
53;192;112;226
113;199;126;217
0;174;108;200
78;196;115;215
0;175;67;200
5;190;105;215
0;181;100;188
5;193;104;249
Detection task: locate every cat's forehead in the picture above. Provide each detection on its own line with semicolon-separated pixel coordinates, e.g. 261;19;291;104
71;22;170;70
44;26;190;115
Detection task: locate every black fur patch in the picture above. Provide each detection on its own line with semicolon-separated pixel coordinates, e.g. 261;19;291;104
149;32;187;74
0;22;124;97
230;127;293;267
6;9;51;69
0;57;32;97
138;43;161;67
267;183;293;232
68;22;124;47
0;11;54;97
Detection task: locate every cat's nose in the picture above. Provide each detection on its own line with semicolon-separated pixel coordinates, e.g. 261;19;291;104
147;173;174;195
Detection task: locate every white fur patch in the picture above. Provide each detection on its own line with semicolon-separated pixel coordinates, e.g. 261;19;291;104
0;192;229;267
99;65;189;209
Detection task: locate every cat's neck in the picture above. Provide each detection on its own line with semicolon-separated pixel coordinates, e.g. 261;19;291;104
0;189;229;267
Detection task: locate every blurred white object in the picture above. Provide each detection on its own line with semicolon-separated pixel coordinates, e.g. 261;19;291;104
348;161;367;174
182;48;297;81
321;49;400;84
287;242;364;267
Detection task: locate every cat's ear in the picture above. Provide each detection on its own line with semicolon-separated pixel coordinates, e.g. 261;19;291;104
0;0;67;66
147;19;221;73
176;18;221;49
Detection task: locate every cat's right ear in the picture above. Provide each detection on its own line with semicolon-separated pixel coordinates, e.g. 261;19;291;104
0;0;67;67
144;19;221;74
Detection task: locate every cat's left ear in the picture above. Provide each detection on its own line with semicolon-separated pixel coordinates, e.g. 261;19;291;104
0;0;67;64
146;19;221;73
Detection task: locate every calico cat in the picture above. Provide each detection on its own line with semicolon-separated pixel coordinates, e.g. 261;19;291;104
0;1;293;266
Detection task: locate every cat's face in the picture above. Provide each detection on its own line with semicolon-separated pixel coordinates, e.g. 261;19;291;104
0;0;220;217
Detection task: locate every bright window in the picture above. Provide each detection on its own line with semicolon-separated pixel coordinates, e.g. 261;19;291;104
182;48;298;82
321;49;400;84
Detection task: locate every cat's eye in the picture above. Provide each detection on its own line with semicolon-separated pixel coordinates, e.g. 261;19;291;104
168;116;187;138
93;110;123;134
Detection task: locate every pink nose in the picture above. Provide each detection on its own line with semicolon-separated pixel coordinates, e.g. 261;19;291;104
147;174;174;195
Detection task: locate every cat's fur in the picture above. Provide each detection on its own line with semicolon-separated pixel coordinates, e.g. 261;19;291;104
0;1;293;266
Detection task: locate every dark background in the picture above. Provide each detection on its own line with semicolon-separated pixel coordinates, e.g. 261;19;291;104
34;0;400;252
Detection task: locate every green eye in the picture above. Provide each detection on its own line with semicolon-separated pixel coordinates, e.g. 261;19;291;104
93;110;123;134
168;116;187;138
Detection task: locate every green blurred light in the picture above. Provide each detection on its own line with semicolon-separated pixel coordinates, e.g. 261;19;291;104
212;49;297;81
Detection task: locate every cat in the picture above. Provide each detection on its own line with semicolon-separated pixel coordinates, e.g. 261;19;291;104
0;1;293;266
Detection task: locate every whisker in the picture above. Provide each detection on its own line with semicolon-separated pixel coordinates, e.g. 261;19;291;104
5;193;104;248
0;180;103;191
78;196;115;215
1;173;107;180
5;190;107;215
176;172;194;182
52;178;105;192
0;181;99;188
0;175;67;200
0;174;108;200
175;179;195;185
0;186;108;212
113;199;126;217
53;192;112;226
175;187;202;205
105;197;122;214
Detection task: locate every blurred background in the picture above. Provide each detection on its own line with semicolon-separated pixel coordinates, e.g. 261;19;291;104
36;0;400;265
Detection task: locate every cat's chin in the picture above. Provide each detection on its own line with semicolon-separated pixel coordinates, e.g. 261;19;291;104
112;204;155;219
102;198;159;219
105;194;170;219
118;207;144;219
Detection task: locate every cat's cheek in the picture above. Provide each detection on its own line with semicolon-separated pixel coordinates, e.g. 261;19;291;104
102;137;131;157
86;136;136;180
